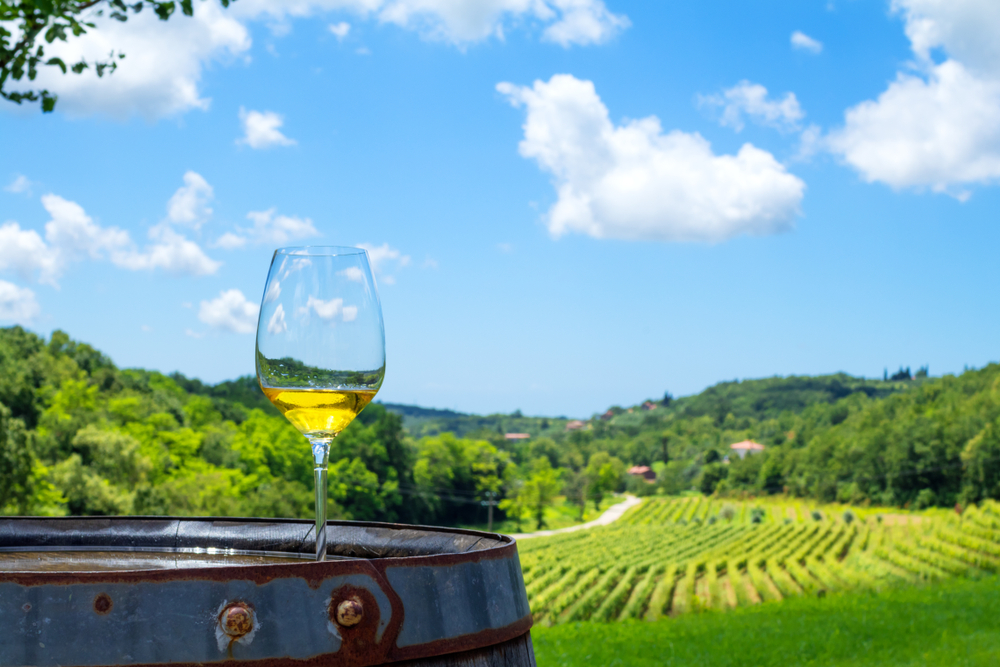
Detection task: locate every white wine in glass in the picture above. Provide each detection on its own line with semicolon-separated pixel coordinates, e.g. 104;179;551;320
255;246;385;561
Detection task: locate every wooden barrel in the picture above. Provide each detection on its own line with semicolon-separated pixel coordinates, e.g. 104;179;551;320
0;517;535;667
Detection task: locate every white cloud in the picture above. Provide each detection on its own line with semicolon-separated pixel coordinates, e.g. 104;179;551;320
42;194;133;264
795;124;824;161
238;108;297;149
267;303;288;334
0;194;133;286
0;222;60;285
264;280;281;303
541;0;630;47
4;175;33;195
13;1;627;118
246;208;317;242
166;171;214;227
827;0;1000;194
216;207;319;248
198;289;260;334
364;0;627;46
791;31;822;54
0;182;220;286
19;2;250;118
114;224;222;276
359;242;409;271
296;295;360;322
280;256;313;279
498;74;805;243
828;61;1000;194
0;281;40;323
699;81;804;132
358;242;410;284
892;0;1000;77
301;295;343;320
214;232;247;249
339;266;366;282
329;21;351;39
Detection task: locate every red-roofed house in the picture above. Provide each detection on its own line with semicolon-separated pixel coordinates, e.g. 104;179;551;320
565;420;587;431
730;440;765;459
641;401;657;411
504;433;531;441
627;465;656;483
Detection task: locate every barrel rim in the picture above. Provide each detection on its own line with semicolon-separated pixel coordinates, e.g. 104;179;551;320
0;516;521;582
0;514;513;543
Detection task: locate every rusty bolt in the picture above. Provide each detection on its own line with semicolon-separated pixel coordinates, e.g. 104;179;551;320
336;598;363;627
93;593;113;615
220;604;254;638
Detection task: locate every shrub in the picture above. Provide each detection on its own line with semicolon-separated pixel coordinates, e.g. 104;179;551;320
914;488;938;510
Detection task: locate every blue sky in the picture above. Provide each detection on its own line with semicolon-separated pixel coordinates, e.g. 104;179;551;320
2;0;1000;418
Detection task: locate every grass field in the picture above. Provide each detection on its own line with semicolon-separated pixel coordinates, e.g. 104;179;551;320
531;575;1000;666
518;495;1000;625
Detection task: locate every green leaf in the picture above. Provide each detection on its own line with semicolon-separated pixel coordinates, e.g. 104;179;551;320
154;2;175;20
41;91;57;113
46;56;67;74
180;0;193;17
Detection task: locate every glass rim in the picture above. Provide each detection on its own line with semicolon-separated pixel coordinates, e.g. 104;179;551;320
274;246;368;257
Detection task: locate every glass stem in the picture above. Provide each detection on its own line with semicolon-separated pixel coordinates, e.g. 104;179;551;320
311;438;332;561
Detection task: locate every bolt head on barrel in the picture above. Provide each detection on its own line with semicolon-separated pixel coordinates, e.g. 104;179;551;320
336;598;363;627
220;603;254;638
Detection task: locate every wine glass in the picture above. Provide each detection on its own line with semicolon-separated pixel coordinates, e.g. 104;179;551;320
255;246;385;561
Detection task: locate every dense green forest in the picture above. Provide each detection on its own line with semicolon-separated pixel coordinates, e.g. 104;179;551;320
2;325;999;525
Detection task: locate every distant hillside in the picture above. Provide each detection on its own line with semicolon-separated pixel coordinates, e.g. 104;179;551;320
661;373;910;422
379;402;570;439
379;373;914;440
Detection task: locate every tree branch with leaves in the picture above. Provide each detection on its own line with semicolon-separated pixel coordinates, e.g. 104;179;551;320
0;0;234;112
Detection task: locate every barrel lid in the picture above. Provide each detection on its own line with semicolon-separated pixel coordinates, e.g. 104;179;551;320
0;516;507;564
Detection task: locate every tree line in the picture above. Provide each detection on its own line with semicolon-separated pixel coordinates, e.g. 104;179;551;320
2;325;998;526
0;326;626;527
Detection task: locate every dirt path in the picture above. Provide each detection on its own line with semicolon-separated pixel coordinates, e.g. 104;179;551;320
511;495;642;540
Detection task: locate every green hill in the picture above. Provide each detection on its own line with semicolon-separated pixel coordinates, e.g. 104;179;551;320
2;325;998;526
